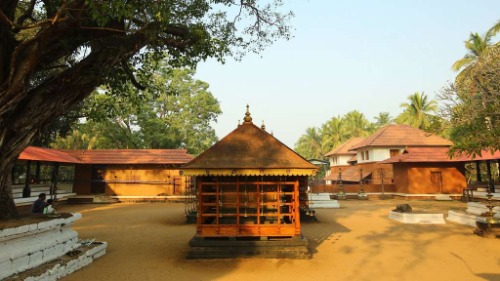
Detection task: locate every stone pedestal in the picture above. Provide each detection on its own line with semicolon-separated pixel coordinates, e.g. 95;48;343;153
187;236;311;259
474;221;500;238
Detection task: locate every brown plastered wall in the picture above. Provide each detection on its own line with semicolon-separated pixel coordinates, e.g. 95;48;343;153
329;163;394;184
102;165;189;196
393;164;409;194
72;164;190;196
403;162;466;194
73;164;92;195
366;163;394;184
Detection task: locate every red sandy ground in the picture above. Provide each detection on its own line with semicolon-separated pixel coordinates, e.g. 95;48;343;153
56;200;500;281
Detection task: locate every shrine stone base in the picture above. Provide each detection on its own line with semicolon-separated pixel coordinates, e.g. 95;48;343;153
187;235;311;259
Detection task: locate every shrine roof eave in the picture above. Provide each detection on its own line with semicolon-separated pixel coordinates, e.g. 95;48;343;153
181;168;317;177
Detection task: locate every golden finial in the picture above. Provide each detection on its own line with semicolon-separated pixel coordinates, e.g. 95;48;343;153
261;120;266;130
243;104;252;123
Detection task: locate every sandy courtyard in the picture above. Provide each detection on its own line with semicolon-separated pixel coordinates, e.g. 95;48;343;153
56;199;500;281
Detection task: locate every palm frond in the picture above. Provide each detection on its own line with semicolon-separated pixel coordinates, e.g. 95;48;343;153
451;56;476;72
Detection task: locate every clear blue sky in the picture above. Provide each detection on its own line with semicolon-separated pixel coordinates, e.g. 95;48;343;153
194;0;500;148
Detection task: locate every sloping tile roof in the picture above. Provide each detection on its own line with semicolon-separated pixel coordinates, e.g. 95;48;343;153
347;155;357;163
349;124;452;150
324;137;365;156
381;147;500;163
63;149;193;164
19;147;82;163
467;150;500;161
324;166;371;182
18;146;193;165
182;120;317;172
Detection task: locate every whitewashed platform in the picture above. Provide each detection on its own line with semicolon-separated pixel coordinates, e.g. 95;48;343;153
447;202;500;228
307;193;340;209
466;202;500;216
434;195;452;201
389;211;446;224
446;210;479;227
0;213;107;281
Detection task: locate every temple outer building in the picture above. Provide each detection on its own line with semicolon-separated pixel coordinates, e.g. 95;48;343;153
181;106;317;258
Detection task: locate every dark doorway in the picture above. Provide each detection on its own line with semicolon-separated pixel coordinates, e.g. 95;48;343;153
91;165;106;194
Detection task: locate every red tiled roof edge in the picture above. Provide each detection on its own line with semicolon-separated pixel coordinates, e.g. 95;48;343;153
19;147;194;165
324;137;365;157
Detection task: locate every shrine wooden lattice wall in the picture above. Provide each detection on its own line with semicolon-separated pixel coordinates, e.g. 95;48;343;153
195;176;306;238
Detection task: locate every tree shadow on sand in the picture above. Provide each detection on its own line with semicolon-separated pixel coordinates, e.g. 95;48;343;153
301;209;351;255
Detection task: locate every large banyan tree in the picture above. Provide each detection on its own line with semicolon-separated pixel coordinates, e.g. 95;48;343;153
0;0;292;218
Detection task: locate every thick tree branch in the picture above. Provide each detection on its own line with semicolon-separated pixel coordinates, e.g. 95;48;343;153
121;59;146;90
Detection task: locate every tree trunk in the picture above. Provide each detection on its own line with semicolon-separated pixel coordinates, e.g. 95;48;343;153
0;128;34;218
0;162;17;219
0;23;159;218
0;0;200;218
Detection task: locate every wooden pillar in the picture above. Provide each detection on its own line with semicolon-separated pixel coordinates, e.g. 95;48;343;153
35;162;41;183
475;161;482;182
486;160;495;193
196;179;202;235
294;179;301;236
22;160;32;198
51;163;60;199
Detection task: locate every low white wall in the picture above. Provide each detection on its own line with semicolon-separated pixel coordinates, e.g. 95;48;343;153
0;213;105;280
388;211;445;224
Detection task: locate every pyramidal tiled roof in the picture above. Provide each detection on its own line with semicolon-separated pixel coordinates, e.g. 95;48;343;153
349;124;452;150
182;109;317;176
324;137;365;157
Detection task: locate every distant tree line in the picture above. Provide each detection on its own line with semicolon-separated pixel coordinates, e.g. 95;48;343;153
294;91;442;160
296;20;500;160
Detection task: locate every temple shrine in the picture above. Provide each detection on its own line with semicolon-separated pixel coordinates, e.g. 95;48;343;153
181;106;318;258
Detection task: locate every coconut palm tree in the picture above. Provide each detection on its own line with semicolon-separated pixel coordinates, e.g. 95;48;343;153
320;116;346;154
373;112;393;129
395;92;438;131
452;20;500;72
294;127;323;160
342;110;371;138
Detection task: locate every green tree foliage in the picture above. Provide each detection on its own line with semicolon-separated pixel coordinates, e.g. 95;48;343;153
320;116;346;155
440;45;500;156
0;1;293;218
373;112;393;129
51;130;97;150
52;58;221;155
294;111;379;160
452;20;500;72
395;92;440;131
294;127;323;160
342;110;372;138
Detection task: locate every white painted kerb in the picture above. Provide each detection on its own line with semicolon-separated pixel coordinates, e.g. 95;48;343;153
389;211;446;224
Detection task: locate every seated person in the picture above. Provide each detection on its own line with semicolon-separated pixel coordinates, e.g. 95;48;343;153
43;199;55;214
31;193;47;214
